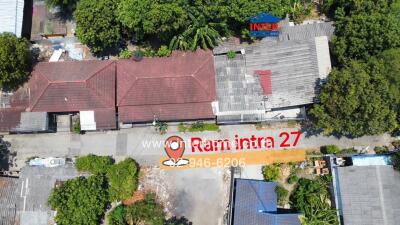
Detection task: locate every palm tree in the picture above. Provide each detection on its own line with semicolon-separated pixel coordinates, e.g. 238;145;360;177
169;13;225;51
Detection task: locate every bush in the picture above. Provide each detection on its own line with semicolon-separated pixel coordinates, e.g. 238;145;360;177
75;154;114;174
73;120;81;134
374;146;390;154
320;145;340;154
188;121;219;132
227;50;236;59
124;193;165;225
392;140;400;149
275;185;289;205
338;148;358;156
156;45;172;57
107;158;139;202
392;152;400;171
107;205;126;225
48;175;108;225
155;121;168;134
119;49;133;59
287;175;299;184
263;165;280;182
178;122;187;132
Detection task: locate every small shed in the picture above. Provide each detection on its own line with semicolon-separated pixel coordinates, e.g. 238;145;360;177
80;111;96;131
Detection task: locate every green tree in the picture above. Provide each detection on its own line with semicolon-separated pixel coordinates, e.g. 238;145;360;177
45;0;77;13
332;0;400;63
48;175;108;225
74;0;121;55
309;60;397;137
0;33;31;90
275;185;289;205
392;152;400;171
107;158;139;202
75;154;114;174
124;193;165;225
117;0;187;41
320;145;340;154
108;205;126;225
373;49;400;118
263;164;280;181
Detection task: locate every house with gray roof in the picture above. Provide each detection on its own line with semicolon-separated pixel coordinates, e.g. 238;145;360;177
213;21;333;123
330;153;400;225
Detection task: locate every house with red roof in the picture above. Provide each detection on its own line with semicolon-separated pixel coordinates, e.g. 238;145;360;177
116;50;216;124
0;50;217;132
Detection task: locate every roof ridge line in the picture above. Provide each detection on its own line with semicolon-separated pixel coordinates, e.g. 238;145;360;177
119;100;212;107
85;63;116;107
190;56;213;99
29;81;50;112
85;61;115;81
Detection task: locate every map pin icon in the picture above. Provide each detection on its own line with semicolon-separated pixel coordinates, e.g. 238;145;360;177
165;136;185;163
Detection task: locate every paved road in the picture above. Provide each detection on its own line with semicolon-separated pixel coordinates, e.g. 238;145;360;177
4;124;394;167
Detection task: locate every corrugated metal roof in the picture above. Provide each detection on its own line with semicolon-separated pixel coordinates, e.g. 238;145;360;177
0;0;25;37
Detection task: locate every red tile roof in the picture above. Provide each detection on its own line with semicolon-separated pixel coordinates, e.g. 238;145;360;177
28;61;116;112
0;108;25;132
117;50;216;122
255;70;272;95
27;60;117;129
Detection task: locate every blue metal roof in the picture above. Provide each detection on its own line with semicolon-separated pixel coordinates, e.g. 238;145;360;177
232;179;301;225
250;12;281;23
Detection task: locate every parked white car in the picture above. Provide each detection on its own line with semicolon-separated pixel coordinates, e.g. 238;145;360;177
29;157;66;167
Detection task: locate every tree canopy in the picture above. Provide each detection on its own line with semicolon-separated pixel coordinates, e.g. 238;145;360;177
309;60;397;137
75;154;114;174
107;158;139;202
124;193;165;225
291;178;338;225
48;175;108;225
328;0;400;63
74;0;122;55
0;33;31;90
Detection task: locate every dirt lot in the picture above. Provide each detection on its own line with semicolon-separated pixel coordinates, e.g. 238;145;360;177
141;167;231;225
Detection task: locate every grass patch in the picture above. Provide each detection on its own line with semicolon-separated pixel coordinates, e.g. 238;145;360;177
178;121;220;132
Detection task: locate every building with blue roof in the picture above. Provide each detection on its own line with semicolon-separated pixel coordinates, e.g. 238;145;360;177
232;179;301;225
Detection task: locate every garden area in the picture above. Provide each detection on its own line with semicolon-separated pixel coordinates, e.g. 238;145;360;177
48;154;185;225
262;154;338;224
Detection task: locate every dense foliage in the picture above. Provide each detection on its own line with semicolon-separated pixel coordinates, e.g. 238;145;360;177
0;33;31;90
320;145;339;154
262;164;280;181
75;154;114;174
68;0;314;55
74;0;122;55
392;152;400;171
107;158;139;202
331;0;400;64
45;0;77;13
48;175;108;225
108;194;165;225
291;178;338;225
275;185;289;205
125;194;165;225
309;60;397;137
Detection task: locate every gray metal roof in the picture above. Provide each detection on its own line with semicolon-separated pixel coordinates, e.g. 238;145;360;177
336;166;400;225
214;38;325;123
279;22;335;41
0;0;25;37
0;176;19;225
18;165;80;225
232;179;300;225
